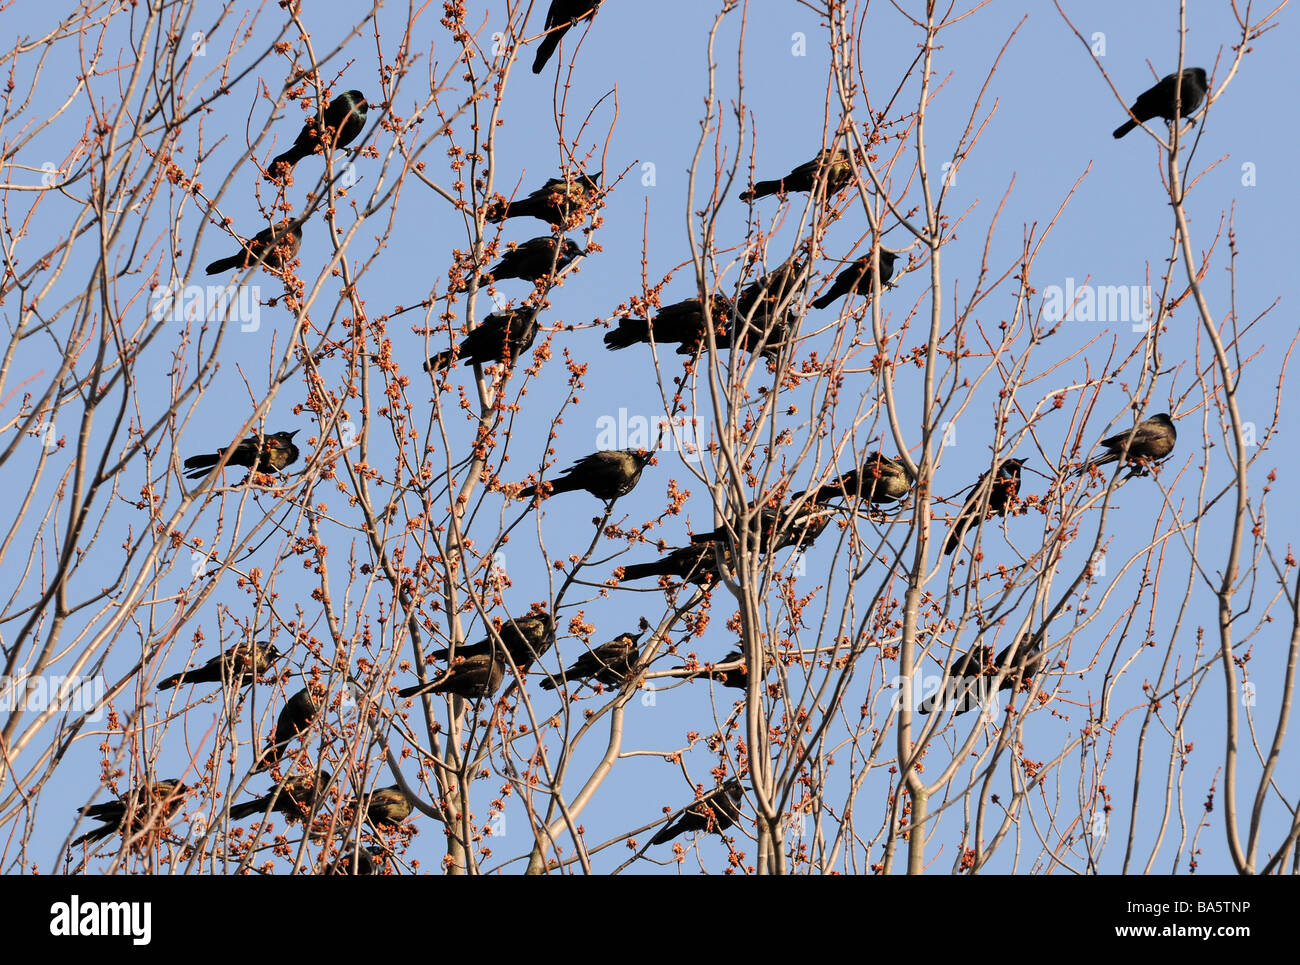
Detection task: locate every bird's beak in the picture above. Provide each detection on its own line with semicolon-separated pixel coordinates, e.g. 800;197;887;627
286;430;300;440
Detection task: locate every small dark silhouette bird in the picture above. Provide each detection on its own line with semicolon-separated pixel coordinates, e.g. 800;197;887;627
943;458;1026;556
517;448;653;502
183;429;301;481
477;236;583;288
362;784;413;828
205;219;303;275
541;631;643;691
156;641;282;691
228;771;332;823
811;250;897;310
806;452;914;506
72;780;189;847
397;651;506;700
328;846;383;875
1074;413;1176;477
1113;68;1208;139
681;649;770;691
424;308;540;372
253;687;320;773
265;90;368;180
532;0;602;74
651;779;744;845
690;502;834;555
918;630;1045;716
486;173;600;226
739;148;854;202
603;294;735;352
618;542;732;586
720;260;805;360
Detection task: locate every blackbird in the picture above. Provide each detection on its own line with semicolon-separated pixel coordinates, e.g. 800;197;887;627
486;173;600;226
811;250;897;310
603;294;735;352
227;771;332;823
72;780;189;847
363;784;413;828
943;458;1026;556
690;502;834;554
328;845;383;875
681;649;770;690
424;309;540;372
205;219;303;275
532;0;602;74
183;429;300;481
806;452;913;505
540;631;643;691
398;614;555;698
739;148;854;202
1074;413;1176;476
517;448;653;502
397;651;506;700
725;259;804;360
478;236;584;288
618;542;732;586
1113;68;1207;139
918;630;1045;716
651;779;744;845
266;90;368;180
156;641;282;690
253;687;320;772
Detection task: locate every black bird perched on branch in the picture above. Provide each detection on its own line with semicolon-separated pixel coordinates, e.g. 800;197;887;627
811;250;897;310
253;687;320;773
517;448;653;502
722;260;805;360
690;502;835;555
328;846;383;875
739;148;854;202
918;630;1045;716
1074;413;1176;477
806;452;914;506
398;614;556;698
205;219;303;275
651;779;745;845
156;641;282;691
604;294;735;352
541;631;643;691
424;308;540;372
228;772;332;823
1112;68;1207;139
478;236;584;288
72;780;189;848
681;649;770;691
943;458;1026;556
362;784;413;829
618;542;732;586
265;90;368;180
486;173;601;226
183;429;301;481
532;0;602;74
397;651;506;700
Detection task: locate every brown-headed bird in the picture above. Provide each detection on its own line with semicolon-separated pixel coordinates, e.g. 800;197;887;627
363;784;413;829
517;448;653;502
156;641;282;691
227;771;332;823
1113;68;1207;139
651;779;744;845
424;308;540;372
477;236;584;288
205;219;303;275
253;687;320;773
532;0;602;74
943;458;1026;557
739;148;854;202
183;429;300;481
604;294;735;353
811;250;897;310
540;631;643;691
1074;413;1176;477
918;629;1045;716
72;780;189;848
486;173;601;226
265;90;368;180
806;452;913;506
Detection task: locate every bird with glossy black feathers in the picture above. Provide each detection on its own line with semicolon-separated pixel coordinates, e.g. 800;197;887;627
618;542;732;587
918;629;1045;716
1075;413;1176;477
424;308;540;373
205;219;303;276
477;236;583;288
532;0;602;73
541;631;643;691
362;784;413;829
183;429;300;481
253;687;320;773
651;779;744;845
72;780;189;848
398;614;555;698
806;452;914;506
486;173;601;226
604;293;735;353
680;649;770;691
228;771;332;823
739;148;854;202
722;260;804;361
265;90;368;181
1113;68;1207;139
943;457;1026;556
517;448;653;502
397;651;506;700
328;845;383;875
690;501;835;555
156;641;282;691
811;250;897;310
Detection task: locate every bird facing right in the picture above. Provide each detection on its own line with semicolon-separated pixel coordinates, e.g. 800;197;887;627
1112;68;1207;139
